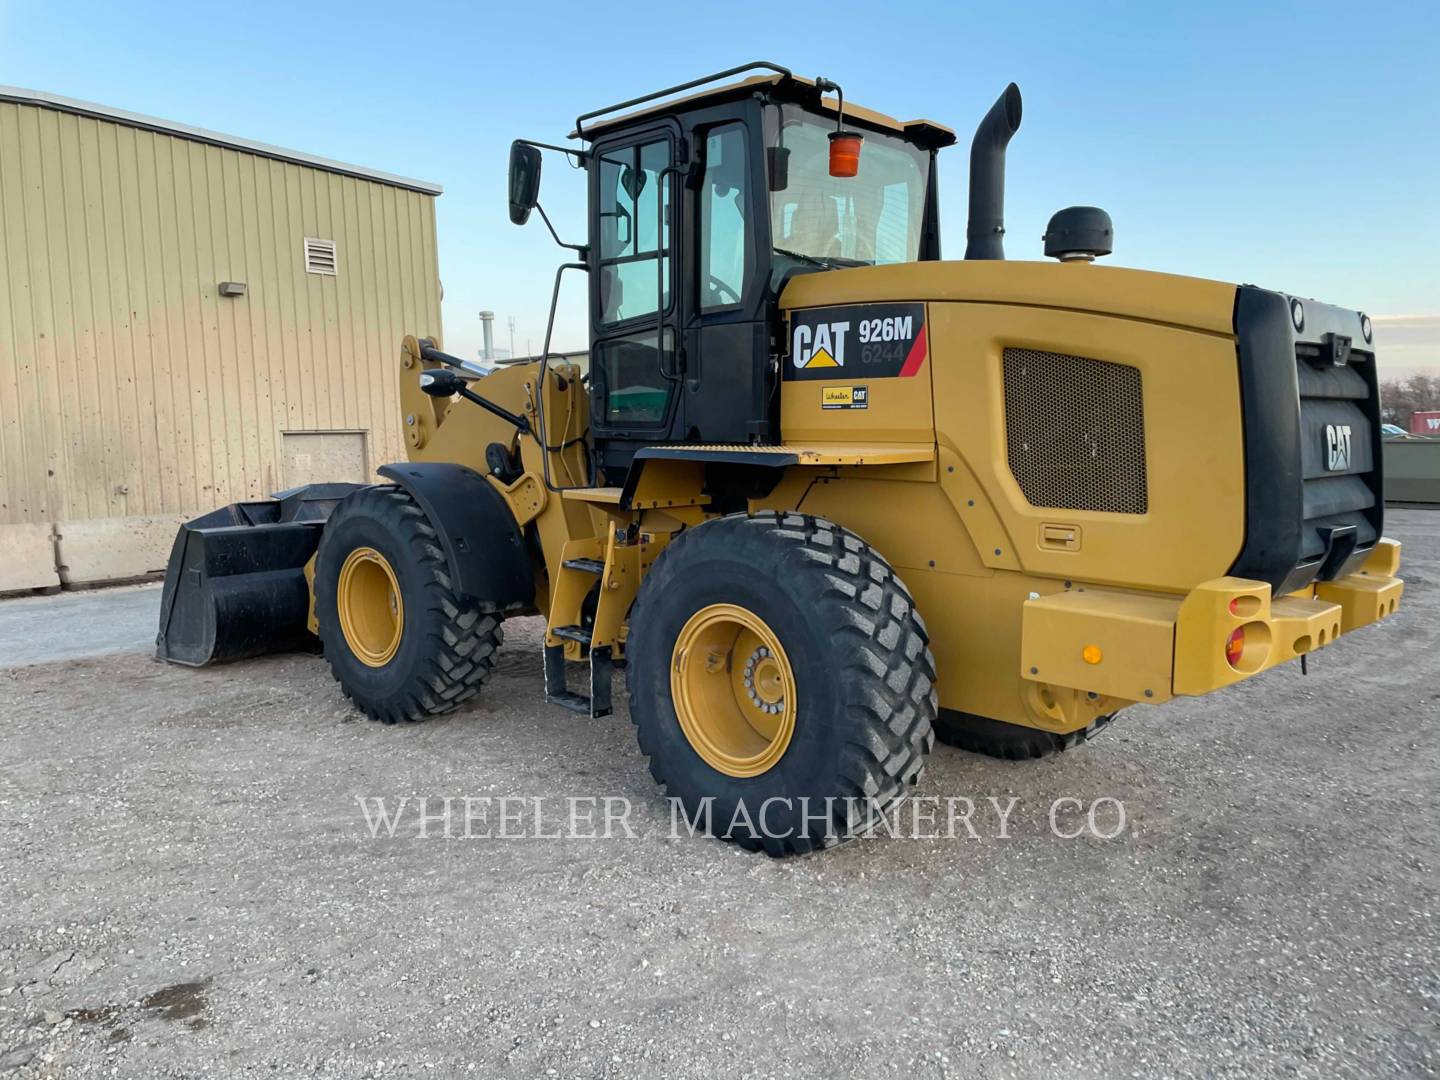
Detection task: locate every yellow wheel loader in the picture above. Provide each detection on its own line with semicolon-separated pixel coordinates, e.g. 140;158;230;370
156;62;1405;854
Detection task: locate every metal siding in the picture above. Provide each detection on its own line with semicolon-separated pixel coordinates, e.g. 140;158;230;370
0;99;439;529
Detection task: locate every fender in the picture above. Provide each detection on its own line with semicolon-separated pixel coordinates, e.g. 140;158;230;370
376;462;534;610
618;444;935;506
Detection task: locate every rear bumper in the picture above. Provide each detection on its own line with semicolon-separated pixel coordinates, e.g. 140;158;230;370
1020;539;1403;706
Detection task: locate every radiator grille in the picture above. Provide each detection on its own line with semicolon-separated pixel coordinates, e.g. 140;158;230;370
1295;347;1379;562
1002;348;1148;514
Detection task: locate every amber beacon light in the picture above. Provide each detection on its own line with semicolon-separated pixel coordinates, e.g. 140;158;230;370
828;130;863;177
815;75;863;177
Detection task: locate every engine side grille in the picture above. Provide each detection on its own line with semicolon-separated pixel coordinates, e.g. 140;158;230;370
1002;348;1148;515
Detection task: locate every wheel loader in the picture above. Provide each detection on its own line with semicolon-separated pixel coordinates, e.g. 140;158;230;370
156;62;1405;854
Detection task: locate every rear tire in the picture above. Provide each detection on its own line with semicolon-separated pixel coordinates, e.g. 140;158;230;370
626;512;937;856
933;709;1116;760
314;485;503;723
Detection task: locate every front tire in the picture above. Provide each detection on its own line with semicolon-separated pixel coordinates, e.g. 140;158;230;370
626;512;937;855
314;485;503;723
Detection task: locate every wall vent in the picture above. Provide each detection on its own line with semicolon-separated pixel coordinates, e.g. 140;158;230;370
303;237;337;276
1002;347;1148;515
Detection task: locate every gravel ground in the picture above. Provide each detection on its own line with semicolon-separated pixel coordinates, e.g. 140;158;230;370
1;511;1435;1079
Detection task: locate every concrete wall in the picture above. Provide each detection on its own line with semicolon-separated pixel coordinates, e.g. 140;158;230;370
0;95;442;589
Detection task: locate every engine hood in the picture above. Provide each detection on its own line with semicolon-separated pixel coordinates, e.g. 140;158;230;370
779;259;1237;337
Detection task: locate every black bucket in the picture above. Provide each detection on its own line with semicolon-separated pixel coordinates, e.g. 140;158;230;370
155;483;364;666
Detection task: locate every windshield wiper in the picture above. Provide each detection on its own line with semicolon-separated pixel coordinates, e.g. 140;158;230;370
773;247;874;270
772;246;839;269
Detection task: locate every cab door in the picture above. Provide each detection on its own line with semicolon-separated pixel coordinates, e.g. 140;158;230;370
682;111;773;444
588;123;681;470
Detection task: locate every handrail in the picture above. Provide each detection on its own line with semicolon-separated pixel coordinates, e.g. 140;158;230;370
573;60;791;140
655;163;680;382
535;263;595;491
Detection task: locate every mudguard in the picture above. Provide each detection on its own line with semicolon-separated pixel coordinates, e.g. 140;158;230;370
156;483;363;666
376;462;534;610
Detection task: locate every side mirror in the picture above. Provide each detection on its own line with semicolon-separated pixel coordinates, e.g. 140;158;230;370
619;164;649;202
508;142;543;225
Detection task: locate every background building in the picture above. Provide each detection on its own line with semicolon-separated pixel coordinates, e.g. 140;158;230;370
0;87;443;592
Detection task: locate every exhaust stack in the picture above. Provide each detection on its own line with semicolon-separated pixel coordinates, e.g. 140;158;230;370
479;310;496;361
964;83;1023;261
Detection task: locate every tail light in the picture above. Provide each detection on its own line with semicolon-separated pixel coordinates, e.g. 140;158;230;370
1227;594;1262;617
1225;627;1245;668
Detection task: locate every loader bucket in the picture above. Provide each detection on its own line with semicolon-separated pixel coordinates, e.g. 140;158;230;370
155;483;364;666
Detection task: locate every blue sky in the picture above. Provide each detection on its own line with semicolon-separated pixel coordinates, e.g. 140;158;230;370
2;0;1436;368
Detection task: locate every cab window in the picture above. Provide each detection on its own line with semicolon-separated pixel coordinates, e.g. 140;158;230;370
766;105;927;268
597;139;671;324
700;124;749;310
593;328;674;426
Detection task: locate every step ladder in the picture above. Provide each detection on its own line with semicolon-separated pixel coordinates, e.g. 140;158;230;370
543;554;616;718
541;488;639;719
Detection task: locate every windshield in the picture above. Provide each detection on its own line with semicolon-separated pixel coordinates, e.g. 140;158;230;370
765;104;929;267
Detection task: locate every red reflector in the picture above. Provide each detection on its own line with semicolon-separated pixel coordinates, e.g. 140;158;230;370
1225;627;1245;667
1227;598;1239;615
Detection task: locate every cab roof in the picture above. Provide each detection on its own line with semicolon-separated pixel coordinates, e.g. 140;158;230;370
571;73;956;150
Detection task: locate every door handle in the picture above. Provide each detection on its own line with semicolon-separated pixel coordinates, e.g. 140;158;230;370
660;342;684;381
1039;523;1081;551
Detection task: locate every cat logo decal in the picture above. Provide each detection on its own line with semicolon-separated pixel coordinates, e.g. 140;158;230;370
792;320;850;369
786;304;927;382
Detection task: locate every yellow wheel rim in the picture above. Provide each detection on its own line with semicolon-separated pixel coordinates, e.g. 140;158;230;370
336;546;404;668
671;603;797;778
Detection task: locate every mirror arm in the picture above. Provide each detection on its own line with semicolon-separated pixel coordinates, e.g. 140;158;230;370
515;137;588;167
535;202;588;258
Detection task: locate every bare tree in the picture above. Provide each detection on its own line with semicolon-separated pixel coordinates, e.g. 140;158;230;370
1379;372;1440;430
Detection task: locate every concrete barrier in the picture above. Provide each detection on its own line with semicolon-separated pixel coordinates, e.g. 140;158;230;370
1384;439;1440;506
54;513;192;586
0;522;60;592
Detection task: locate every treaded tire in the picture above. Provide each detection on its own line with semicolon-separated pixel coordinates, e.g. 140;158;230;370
314;485;503;723
626;511;937;856
933;709;1116;761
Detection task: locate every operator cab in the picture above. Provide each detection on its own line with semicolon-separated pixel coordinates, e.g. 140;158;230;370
510;62;955;480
